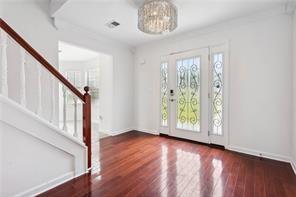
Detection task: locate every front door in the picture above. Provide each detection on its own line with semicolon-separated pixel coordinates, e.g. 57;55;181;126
159;44;228;146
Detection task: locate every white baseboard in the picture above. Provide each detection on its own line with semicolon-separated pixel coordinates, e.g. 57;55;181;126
110;128;159;136
100;127;159;137
99;129;113;136
111;127;135;136
227;145;291;163
15;172;74;197
15;170;88;197
135;128;159;135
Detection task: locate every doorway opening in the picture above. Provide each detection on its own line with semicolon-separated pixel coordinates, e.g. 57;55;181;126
58;41;113;169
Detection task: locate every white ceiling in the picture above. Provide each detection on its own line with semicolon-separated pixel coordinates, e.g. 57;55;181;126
55;0;288;47
59;41;99;61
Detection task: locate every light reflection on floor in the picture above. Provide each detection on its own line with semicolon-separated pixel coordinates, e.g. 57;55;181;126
41;132;296;197
90;137;227;197
160;145;168;197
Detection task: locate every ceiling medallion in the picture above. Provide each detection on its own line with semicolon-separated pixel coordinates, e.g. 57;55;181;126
138;0;178;35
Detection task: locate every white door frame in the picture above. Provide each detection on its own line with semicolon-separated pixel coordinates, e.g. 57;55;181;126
208;43;229;146
158;42;230;147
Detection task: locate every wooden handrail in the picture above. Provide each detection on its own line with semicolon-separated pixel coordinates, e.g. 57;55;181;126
0;18;85;101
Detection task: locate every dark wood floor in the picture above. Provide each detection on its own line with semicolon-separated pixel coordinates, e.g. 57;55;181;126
40;131;296;197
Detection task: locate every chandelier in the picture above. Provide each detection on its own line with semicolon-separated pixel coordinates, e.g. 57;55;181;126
138;0;178;35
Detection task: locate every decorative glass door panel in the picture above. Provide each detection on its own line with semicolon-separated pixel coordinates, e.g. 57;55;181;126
209;44;228;146
211;53;224;135
159;44;228;146
168;48;209;144
160;62;168;127
176;57;201;132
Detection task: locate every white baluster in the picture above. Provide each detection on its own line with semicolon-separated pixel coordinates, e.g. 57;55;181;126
50;76;56;123
20;48;26;106
73;97;78;137
62;86;68;132
0;30;8;96
36;62;42;115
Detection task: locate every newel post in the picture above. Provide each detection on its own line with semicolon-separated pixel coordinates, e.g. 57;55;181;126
83;86;91;169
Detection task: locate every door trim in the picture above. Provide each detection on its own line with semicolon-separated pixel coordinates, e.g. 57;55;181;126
208;43;230;146
158;41;230;148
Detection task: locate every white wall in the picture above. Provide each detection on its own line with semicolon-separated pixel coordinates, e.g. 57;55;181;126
1;123;74;196
292;10;296;169
56;19;135;135
99;54;114;134
134;9;293;161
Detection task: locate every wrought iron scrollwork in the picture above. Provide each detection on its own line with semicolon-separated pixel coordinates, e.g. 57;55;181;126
178;63;186;125
160;62;168;126
189;63;199;126
212;53;223;135
177;58;200;131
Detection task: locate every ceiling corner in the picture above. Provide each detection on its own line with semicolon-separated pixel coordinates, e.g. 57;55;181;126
50;0;71;17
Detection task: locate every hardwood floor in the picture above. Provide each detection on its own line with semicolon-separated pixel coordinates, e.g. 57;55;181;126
40;131;296;197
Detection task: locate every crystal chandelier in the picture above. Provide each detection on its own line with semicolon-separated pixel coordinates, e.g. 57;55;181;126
138;0;178;35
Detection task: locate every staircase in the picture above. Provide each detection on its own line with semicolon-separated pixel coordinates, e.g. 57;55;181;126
0;18;91;196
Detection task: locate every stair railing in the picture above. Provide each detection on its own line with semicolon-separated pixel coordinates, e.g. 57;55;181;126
0;18;92;169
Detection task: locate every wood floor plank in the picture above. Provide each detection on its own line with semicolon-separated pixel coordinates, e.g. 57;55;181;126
39;131;296;197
